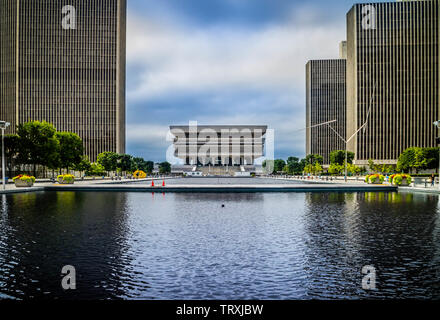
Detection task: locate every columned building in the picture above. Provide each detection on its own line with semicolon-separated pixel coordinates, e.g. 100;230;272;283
170;125;267;166
346;0;439;165
0;0;126;161
306;59;346;165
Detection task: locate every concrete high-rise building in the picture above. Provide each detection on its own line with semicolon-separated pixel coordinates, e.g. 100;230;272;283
306;59;347;165
0;0;126;161
346;0;439;165
339;41;347;59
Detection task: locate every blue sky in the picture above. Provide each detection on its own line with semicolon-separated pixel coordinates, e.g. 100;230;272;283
125;0;385;162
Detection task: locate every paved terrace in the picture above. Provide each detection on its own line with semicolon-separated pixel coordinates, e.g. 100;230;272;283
1;177;397;194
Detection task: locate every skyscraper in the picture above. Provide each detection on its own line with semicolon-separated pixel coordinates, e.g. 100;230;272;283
0;0;126;161
346;0;439;165
306;59;347;165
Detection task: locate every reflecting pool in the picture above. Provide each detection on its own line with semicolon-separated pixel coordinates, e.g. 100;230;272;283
0;191;439;299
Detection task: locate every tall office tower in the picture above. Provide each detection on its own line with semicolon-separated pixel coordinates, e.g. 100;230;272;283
0;0;126;161
346;0;439;165
306;59;347;165
339;41;347;59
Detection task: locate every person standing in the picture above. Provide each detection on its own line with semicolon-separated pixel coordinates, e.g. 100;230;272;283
431;173;435;187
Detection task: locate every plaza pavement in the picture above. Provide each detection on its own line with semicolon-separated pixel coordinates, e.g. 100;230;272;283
1;176;398;194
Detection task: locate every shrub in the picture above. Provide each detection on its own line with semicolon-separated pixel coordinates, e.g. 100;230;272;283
12;174;36;183
57;174;75;183
368;174;385;184
391;174;412;186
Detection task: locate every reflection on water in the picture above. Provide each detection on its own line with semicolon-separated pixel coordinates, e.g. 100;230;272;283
0;191;439;299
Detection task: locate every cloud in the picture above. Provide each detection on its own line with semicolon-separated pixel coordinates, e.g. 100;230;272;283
125;2;346;160
126;9;343;100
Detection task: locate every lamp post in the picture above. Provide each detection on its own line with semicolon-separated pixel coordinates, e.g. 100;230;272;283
0;121;11;190
302;119;337;176
433;121;440;190
326;84;376;182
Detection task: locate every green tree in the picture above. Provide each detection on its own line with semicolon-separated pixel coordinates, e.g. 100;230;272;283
396;149;414;173
329;150;355;165
314;162;323;175
97;151;118;174
117;154;134;173
347;163;361;175
86;163;105;176
305;154;323;165
273;159;286;173
286;157;305;175
74;155;91;176
133;157;154;174
4;134;20;178
55;131;83;172
144;161;154;174
424;147;440;171
158;162;171;174
132;157;145;171
16;121;60;176
328;163;343;175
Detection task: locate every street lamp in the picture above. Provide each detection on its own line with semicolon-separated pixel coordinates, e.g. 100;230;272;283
326;83;376;182
0;121;11;190
302;119;337;177
433;121;440;190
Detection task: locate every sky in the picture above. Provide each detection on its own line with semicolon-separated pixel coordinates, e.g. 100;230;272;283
125;0;384;162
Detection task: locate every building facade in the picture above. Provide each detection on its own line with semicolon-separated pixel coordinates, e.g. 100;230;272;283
346;0;439;165
306;59;347;165
170;125;267;166
0;0;126;161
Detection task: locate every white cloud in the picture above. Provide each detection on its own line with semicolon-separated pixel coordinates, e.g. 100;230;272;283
126;6;345;101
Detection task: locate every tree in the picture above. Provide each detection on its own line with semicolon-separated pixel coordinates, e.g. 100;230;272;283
423;147;440;171
132;157;154;174
286;157;305;175
314;162;323;175
117;154;134;173
144;161;154;174
396;147;438;173
273;159;286;173
16;121;60;176
4;134;20;178
159;162;171;174
329;150;355;165
74;155;91;176
97;151;118;174
55;131;83;172
86;163;105;176
347;163;361;175
132;157;145;171
328;163;343;175
305;154;323;165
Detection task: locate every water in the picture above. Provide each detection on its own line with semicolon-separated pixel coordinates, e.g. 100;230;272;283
0;190;439;299
140;177;305;185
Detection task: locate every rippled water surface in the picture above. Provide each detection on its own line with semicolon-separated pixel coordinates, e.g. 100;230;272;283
1;191;440;299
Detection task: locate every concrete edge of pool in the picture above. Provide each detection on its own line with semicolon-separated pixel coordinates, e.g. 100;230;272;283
13;184;398;193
